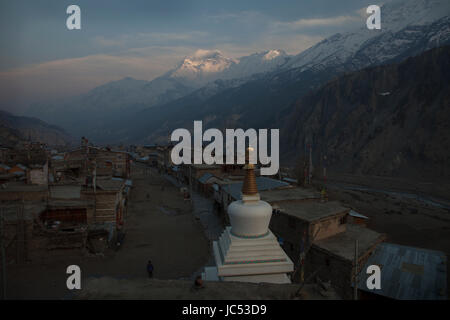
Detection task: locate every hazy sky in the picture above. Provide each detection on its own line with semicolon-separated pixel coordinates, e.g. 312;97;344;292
0;0;380;113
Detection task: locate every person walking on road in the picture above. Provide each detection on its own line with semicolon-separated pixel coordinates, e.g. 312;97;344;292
147;260;154;278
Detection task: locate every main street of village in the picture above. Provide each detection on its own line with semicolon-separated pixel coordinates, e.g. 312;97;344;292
6;163;220;299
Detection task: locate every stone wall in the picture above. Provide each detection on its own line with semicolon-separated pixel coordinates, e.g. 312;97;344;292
270;211;310;270
306;246;354;299
311;214;347;241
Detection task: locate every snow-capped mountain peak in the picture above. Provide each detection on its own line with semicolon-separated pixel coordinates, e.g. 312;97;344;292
263;49;285;60
165;49;290;86
285;0;450;70
167;50;237;84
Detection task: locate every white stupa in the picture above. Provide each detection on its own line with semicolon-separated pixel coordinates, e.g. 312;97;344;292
202;148;293;283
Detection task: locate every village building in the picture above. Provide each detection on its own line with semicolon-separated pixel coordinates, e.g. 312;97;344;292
253;186;386;298
308;224;385;299
195;173;223;197
0;144;47;166
63;146;130;179
269;200;349;246
48;177;128;230
137;144;158;157
0;141;133;264
156;144;174;172
0;202;46;264
26;160;49;185
137;153;158;167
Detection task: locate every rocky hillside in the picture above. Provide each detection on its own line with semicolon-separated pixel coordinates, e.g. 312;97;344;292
0;110;74;147
281;46;450;180
0;124;24;148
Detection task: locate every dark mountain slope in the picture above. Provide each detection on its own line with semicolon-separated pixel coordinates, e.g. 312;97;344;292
0;110;74;146
281;46;450;180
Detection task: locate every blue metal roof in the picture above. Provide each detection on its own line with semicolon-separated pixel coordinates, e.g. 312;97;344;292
223;177;289;200
349;209;369;219
198;173;214;184
282;177;298;184
357;242;447;300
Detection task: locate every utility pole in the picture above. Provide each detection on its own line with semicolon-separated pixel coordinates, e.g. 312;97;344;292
354;239;359;300
93;160;97;194
189;165;193;204
309;144;313;185
0;208;6;300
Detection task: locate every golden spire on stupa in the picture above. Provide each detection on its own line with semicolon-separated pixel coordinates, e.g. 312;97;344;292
242;147;258;196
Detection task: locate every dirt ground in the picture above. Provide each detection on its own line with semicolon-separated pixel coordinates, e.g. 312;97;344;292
76;277;340;300
3;164;210;299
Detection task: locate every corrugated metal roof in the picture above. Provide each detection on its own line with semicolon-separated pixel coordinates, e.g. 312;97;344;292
282;177;298;184
0;164;11;170
198;173;214;184
349;209;369;219
222;177;289;200
357;242;447;300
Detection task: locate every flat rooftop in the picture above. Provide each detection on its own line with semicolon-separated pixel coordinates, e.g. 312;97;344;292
260;187;320;203
278;201;349;222
313;224;386;262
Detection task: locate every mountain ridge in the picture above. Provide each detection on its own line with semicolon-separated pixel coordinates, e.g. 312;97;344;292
0;110;74;147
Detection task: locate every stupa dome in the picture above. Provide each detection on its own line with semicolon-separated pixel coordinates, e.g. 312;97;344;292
228;199;272;237
228;147;273;237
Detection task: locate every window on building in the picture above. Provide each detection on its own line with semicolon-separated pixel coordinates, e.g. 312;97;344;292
339;214;348;225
